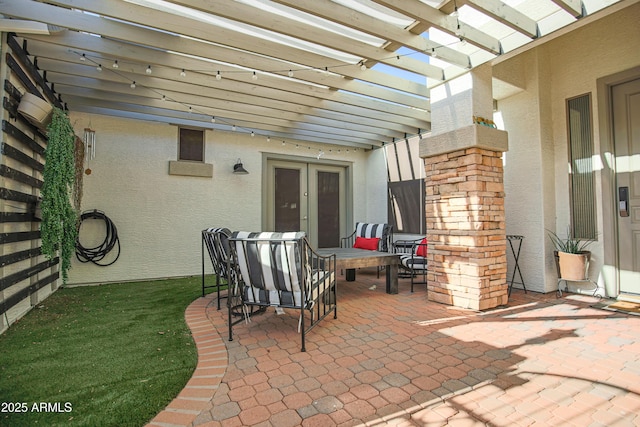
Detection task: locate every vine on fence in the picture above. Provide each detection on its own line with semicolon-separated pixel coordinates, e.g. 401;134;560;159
41;107;78;283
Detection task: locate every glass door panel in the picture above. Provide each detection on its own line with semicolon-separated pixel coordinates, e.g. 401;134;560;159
274;168;301;232
309;164;346;248
266;159;346;248
317;171;340;247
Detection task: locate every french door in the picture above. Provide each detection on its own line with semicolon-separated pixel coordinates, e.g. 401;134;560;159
265;159;346;248
613;78;640;295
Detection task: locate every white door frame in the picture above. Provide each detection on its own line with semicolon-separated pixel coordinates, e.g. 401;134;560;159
597;66;640;298
261;153;353;247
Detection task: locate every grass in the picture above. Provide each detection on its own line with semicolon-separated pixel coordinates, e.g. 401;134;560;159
0;276;205;427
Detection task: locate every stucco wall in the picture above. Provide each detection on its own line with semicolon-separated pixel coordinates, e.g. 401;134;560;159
67;112;379;285
496;2;640;294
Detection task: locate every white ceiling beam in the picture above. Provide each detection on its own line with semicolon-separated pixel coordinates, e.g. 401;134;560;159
549;0;584;17
167;0;447;79
34;53;428;134
270;0;471;69
45;72;413;142
22;33;429;121
70;103;374;148
462;0;539;38
372;0;502;54
61;93;381;147
0;18;52;34
32;0;429;95
49;79;402;143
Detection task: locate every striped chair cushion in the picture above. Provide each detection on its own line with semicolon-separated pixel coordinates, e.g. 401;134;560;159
231;231;310;307
355;222;392;252
399;254;428;270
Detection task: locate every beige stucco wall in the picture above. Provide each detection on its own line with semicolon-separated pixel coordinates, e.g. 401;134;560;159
67;112;383;285
496;2;640;294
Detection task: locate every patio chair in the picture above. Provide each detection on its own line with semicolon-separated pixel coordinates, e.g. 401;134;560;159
201;227;232;309
393;237;428;292
227;231;337;352
341;222;393;277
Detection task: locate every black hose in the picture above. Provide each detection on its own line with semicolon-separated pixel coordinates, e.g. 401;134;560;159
75;210;120;266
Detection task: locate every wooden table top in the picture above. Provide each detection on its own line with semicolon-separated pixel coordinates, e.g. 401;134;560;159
317;247;398;269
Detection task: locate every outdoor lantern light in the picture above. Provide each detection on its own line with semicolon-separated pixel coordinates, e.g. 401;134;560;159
233;159;249;174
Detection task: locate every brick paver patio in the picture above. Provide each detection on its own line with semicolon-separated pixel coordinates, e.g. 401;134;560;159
148;270;640;426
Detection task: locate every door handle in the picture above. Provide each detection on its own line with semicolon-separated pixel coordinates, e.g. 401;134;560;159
619;186;629;217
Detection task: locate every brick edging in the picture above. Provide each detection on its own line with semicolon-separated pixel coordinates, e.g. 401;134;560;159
146;294;227;427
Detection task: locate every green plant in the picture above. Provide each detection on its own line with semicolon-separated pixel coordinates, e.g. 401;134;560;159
41;107;78;283
547;228;594;253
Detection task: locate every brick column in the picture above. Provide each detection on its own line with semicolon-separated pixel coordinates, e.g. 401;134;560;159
424;145;508;310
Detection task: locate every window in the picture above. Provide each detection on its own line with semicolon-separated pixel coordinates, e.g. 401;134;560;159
567;94;597;239
178;127;204;162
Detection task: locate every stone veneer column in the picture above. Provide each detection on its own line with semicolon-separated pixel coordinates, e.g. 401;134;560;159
420;65;509;310
424;143;508;310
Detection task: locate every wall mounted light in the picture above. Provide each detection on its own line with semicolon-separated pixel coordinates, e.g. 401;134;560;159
233;159;249;174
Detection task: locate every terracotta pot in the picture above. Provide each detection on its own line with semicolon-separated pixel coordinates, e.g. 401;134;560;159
558;251;590;280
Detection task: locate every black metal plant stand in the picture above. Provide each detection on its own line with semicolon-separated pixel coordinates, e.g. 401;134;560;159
507;235;527;295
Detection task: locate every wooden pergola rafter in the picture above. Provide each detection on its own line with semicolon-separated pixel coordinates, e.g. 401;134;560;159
0;0;624;148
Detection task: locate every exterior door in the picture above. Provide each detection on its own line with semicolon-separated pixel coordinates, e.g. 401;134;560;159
613;78;640;294
266;160;346;248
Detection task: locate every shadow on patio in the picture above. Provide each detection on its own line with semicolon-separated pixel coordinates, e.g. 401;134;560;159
149;270;640;427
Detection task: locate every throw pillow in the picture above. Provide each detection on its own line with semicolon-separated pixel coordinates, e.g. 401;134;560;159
354;236;380;251
416;238;428;257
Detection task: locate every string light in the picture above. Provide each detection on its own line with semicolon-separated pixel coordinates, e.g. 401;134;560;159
252;71;258;80
70;49;423;150
180;69;186;77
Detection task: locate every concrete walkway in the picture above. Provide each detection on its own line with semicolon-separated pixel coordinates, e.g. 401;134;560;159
148;271;640;426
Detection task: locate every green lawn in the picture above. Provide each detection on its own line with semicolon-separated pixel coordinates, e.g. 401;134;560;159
0;276;205;427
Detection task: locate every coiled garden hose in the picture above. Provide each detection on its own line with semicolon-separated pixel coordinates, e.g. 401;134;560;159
75;210;120;266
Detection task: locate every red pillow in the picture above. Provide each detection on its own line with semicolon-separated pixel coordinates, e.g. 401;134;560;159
416;238;428;257
354;236;380;251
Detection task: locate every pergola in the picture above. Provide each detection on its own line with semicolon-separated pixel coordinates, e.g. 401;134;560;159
0;0;624;150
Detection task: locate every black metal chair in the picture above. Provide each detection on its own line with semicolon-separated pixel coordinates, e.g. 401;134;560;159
394;237;428;292
227;231;337;352
201;227;232;309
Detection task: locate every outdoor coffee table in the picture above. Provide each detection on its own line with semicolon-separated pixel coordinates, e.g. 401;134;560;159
317;247;400;294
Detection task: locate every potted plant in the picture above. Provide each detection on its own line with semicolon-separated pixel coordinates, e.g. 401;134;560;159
547;229;594;281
